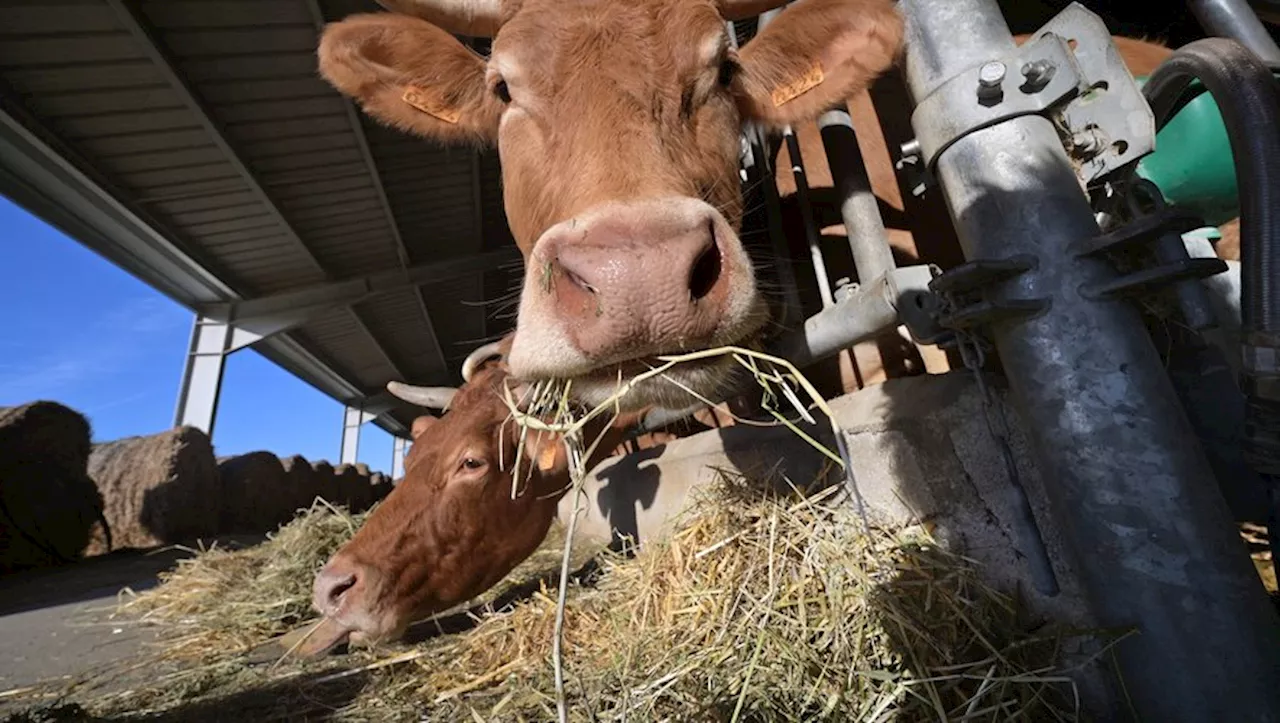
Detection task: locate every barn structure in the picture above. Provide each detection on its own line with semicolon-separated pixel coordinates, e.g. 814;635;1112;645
0;0;525;476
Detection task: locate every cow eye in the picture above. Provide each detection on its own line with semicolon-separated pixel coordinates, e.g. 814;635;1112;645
717;58;737;88
493;80;511;104
461;457;485;471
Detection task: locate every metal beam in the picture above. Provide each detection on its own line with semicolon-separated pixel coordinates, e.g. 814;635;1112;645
174;316;231;435
340;405;377;465
1188;0;1280;64
900;0;1280;718
303;0;451;377
392;436;408;479
348;308;410;382
197;248;521;320
0;91;411;441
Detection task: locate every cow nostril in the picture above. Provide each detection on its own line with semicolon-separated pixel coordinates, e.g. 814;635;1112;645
324;573;357;609
561;262;597;295
688;234;722;302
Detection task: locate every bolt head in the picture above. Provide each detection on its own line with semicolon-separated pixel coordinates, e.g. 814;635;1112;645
978;61;1006;87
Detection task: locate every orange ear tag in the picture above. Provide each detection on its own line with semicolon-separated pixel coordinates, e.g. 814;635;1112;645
771;62;825;107
535;441;561;473
402;85;461;124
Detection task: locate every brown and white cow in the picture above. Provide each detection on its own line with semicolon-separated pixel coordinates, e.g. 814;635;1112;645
307;342;641;650
317;0;906;412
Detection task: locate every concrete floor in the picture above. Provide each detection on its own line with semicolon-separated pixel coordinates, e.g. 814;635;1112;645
0;537;264;715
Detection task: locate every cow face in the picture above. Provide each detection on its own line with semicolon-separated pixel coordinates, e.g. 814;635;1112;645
318;0;904;410
311;363;572;646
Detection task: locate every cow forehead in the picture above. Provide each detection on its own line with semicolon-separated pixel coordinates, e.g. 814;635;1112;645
494;0;727;81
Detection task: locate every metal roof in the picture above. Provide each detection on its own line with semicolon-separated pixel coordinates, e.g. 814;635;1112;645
0;0;523;436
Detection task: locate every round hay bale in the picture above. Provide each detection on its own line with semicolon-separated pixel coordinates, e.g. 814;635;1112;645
88;426;219;551
333;463;368;511
279;454;317;514
217;452;289;534
309;460;341;506
369;471;392;505
0;401;104;572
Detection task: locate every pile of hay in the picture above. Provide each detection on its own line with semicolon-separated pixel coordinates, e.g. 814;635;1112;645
86;426;219;553
16;475;1092;722
0;401;104;572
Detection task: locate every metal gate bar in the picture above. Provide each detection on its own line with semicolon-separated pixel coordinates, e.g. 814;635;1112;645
900;0;1280;718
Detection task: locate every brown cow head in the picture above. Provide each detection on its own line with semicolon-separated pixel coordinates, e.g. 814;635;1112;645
317;0;904;411
310;343;630;648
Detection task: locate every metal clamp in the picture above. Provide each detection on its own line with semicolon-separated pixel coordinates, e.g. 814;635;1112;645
911;33;1083;169
910;2;1157;185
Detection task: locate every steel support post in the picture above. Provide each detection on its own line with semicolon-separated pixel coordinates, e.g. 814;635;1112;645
340;405;376;465
392;436;408;480
817;107;896;282
900;1;1280;719
1188;0;1280;64
174;316;232;435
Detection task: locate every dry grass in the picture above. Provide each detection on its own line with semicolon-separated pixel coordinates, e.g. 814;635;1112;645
7;474;1096;723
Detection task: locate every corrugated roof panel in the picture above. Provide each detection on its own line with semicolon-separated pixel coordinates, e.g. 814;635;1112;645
356;289;444;381
0;33;146;66
296;308;396;387
0;61;164;93
54;108;204;137
181;51;318;82
77;128;211;157
151;190;261;216
0;3;118;35
166;201;267;226
0;0;519;424
116;162;243;190
251;146;365;175
33;85;184;117
158;27;318;58
102;145;228;174
278;186;380;213
140;1;312;29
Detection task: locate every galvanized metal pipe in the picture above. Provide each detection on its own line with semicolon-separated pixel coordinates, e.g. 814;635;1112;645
901;0;1280;719
817;107;897;282
1188;0;1280;65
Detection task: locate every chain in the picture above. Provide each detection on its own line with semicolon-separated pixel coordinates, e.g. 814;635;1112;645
947;313;1059;594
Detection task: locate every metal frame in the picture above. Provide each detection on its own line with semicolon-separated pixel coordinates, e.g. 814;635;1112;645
0;63;412;440
340;405;377;465
106;0;431;441
1189;0;1280;63
392;436;408;480
899;0;1280;718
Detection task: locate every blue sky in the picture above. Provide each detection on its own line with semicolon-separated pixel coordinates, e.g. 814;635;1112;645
0;194;395;473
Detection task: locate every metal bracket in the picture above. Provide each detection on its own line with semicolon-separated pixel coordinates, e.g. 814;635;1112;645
911;2;1156;185
928;254;1049;334
912;33;1083;169
1030;3;1156;183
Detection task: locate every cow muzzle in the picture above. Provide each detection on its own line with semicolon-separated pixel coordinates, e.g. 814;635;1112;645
507;197;764;398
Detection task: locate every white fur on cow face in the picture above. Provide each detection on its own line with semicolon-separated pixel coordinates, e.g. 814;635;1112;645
506;196;769;410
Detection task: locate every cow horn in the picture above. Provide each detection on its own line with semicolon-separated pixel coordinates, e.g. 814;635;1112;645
717;0;790;21
461;340;505;383
375;0;504;37
386;381;458;410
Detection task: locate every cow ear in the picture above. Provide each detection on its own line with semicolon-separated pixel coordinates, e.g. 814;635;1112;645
318;13;503;146
733;0;903;129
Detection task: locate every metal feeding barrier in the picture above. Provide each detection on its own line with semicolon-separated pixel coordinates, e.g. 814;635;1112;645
637;0;1280;719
